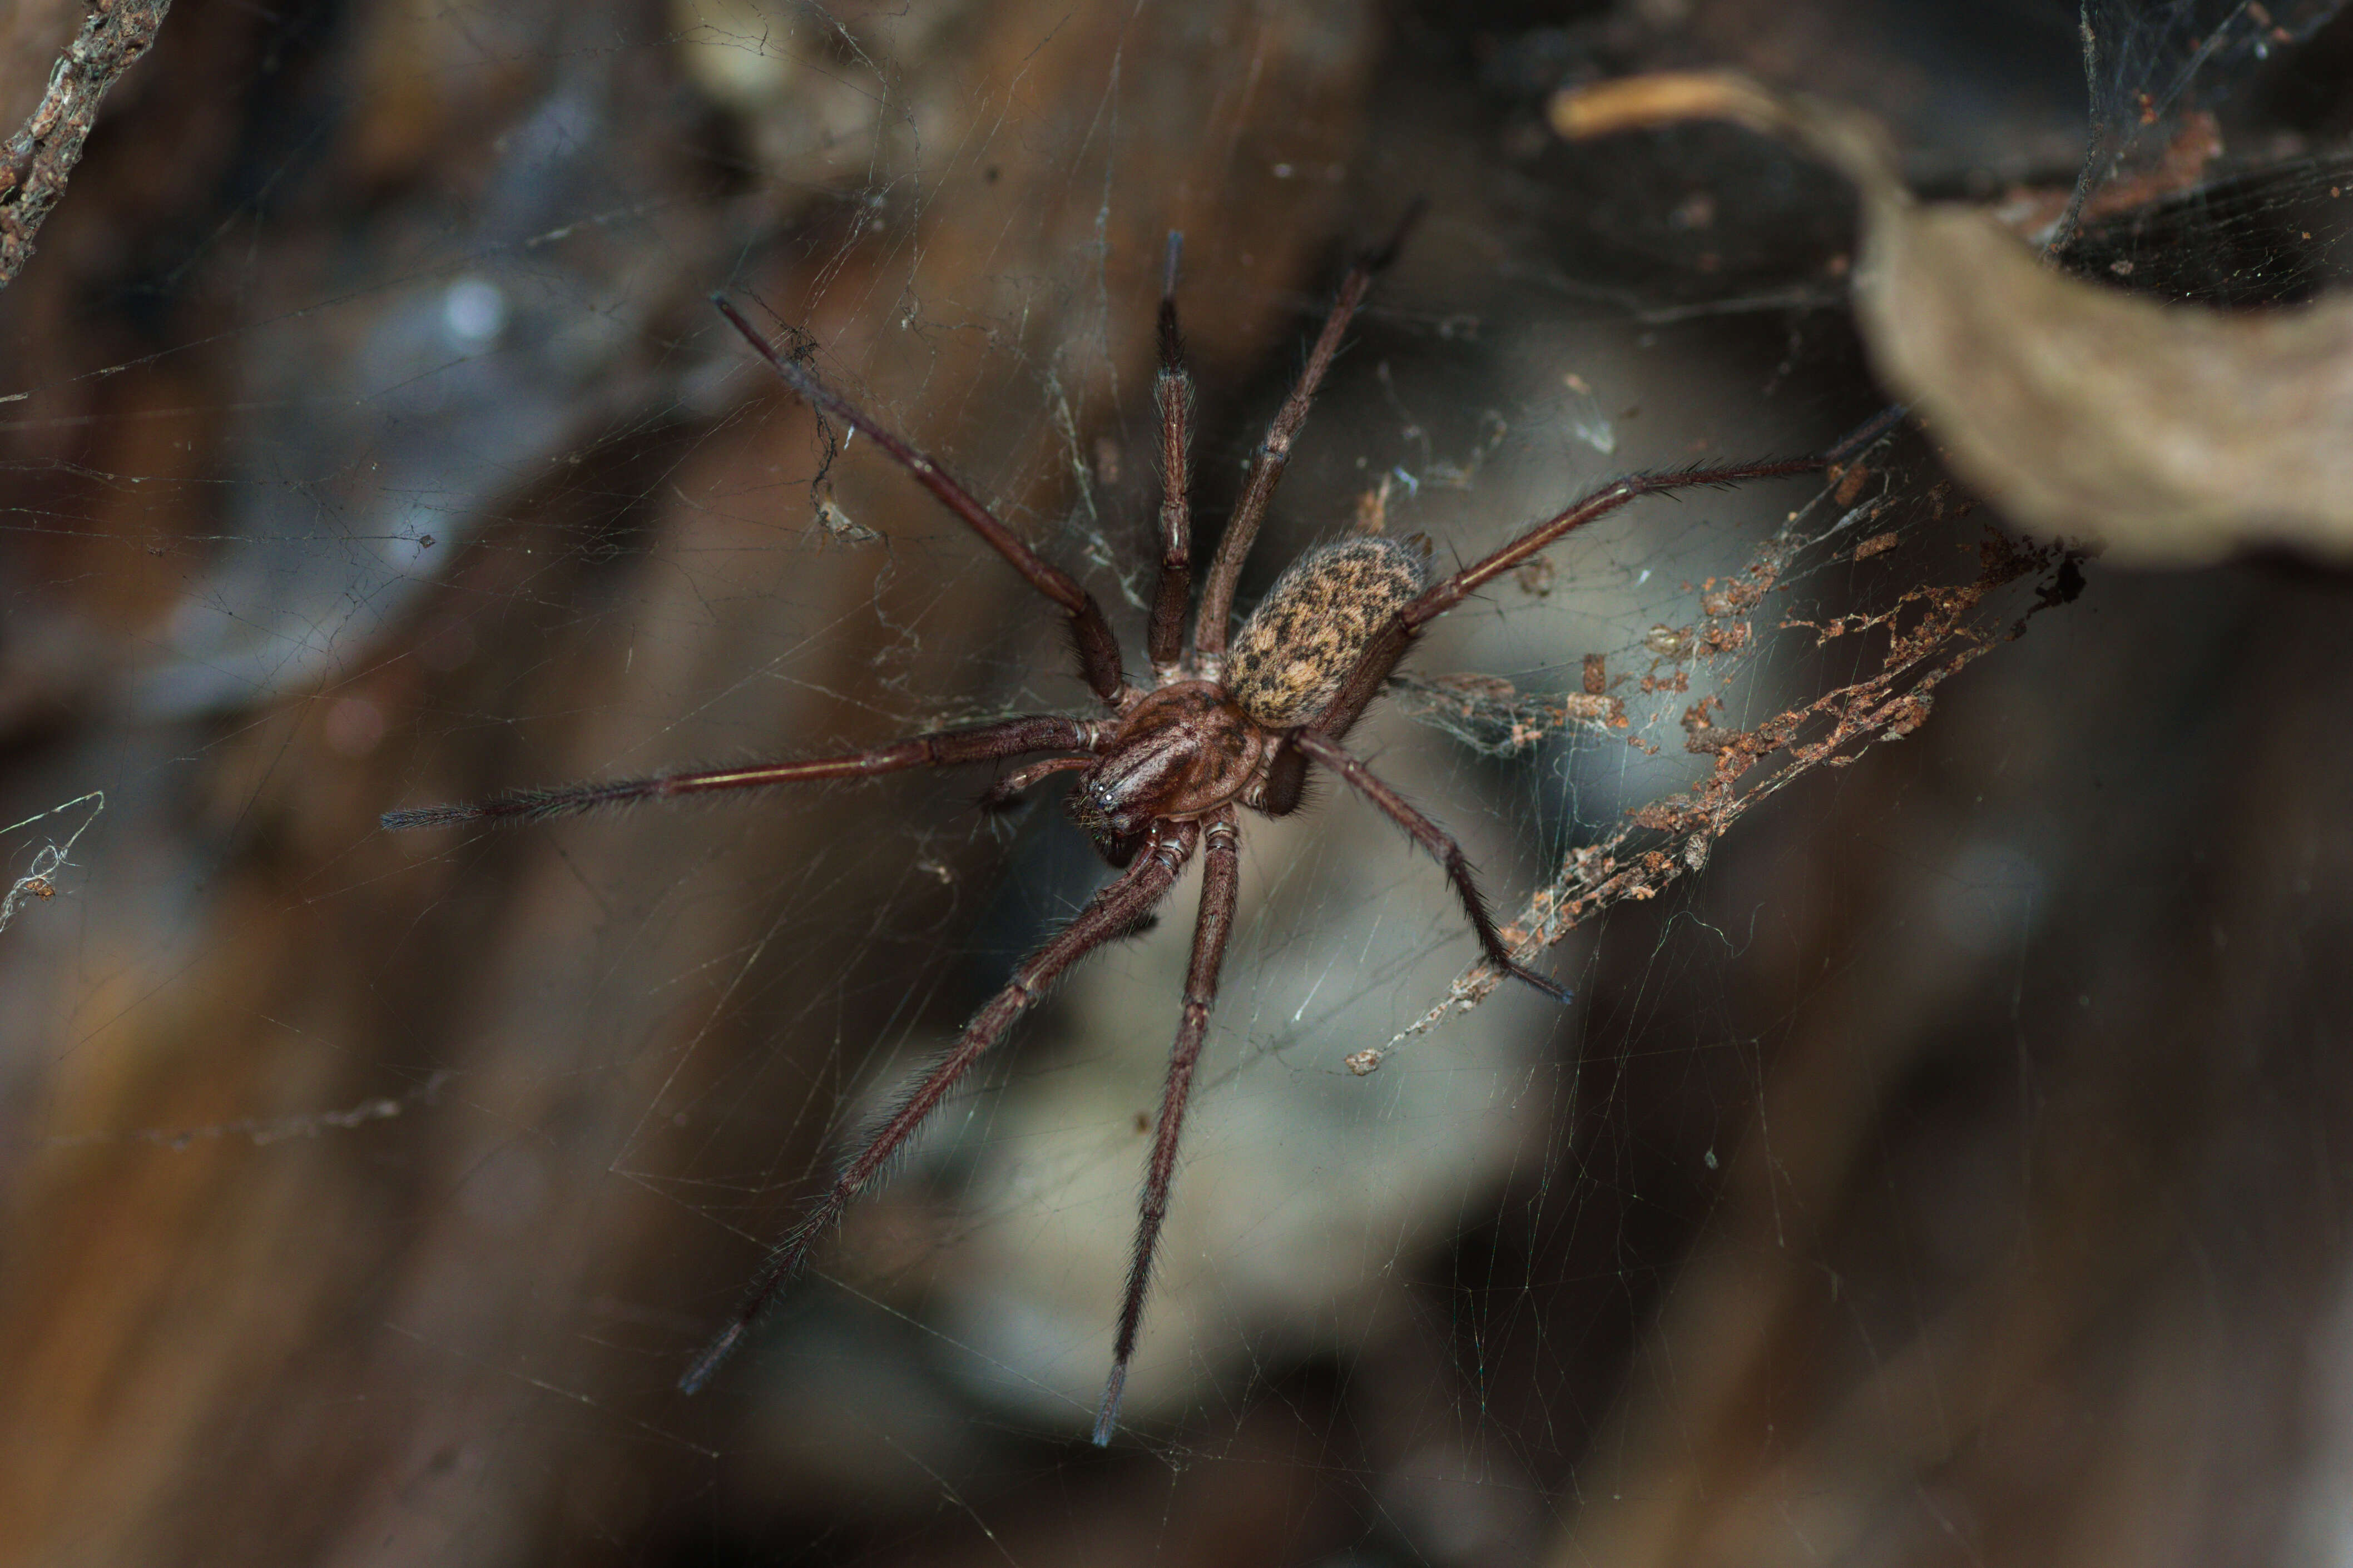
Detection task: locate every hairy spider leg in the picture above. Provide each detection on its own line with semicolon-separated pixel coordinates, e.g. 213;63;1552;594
1825;403;1907;464
1292;731;1571;1003
1093;805;1241;1445
378;716;1101;831
1193;201;1427;668
1147;231;1196;684
711;295;1131;709
1407;459;1829;625
678;817;1205;1396
1260;457;1831;816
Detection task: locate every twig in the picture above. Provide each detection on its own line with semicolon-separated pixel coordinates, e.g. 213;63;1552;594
0;0;172;289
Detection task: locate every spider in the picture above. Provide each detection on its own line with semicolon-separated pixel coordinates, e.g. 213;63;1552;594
382;212;1824;1443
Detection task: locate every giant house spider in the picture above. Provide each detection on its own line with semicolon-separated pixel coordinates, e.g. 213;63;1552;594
383;210;1830;1443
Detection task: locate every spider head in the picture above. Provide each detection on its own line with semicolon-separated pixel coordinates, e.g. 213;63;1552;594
1067;682;1269;860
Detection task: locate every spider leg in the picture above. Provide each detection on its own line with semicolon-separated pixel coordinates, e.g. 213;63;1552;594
1147;232;1195;684
1257;456;1830;817
1406;459;1825;625
380;715;1103;830
1093;806;1240;1446
1193;202;1425;669
1290;730;1570;1004
678;816;1202;1396
712;296;1131;710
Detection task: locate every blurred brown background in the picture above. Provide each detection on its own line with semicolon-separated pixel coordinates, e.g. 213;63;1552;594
3;0;2352;1564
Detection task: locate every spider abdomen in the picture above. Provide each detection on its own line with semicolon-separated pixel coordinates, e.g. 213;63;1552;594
1226;537;1430;727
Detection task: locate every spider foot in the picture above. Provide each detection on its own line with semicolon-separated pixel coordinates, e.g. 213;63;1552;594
1502;959;1575;1006
677;1319;747;1395
380;803;475;831
1091;1359;1130;1447
1362;196;1429;272
677;1219;828;1395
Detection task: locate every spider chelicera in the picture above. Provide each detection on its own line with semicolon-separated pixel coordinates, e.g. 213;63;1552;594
382;212;1824;1443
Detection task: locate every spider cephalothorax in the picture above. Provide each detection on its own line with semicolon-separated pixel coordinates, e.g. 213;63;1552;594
383;217;1825;1443
1064;682;1267;852
1066;534;1428;854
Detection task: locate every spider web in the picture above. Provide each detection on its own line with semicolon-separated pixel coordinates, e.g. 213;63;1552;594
0;1;2347;1563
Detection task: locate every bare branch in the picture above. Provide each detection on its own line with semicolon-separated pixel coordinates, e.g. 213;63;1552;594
0;0;172;290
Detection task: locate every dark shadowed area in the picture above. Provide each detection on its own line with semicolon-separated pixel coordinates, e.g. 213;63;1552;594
2;1;2350;1564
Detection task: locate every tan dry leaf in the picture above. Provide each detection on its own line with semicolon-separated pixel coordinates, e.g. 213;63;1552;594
1552;71;2353;565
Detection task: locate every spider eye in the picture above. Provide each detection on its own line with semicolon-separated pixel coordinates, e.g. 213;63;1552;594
1064;777;1116;837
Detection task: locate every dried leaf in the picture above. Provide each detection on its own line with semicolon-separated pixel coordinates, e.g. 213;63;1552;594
1552;71;2353;565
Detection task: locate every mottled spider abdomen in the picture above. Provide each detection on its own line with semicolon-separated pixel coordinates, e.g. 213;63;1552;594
1226;536;1430;728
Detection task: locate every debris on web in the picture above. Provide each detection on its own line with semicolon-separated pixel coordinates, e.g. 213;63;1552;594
1388;672;1628;756
0;792;103;936
43;1072;449;1152
1360;456;2088;1073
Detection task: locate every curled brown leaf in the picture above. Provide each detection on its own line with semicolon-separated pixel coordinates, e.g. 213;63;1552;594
1552;70;2353;565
